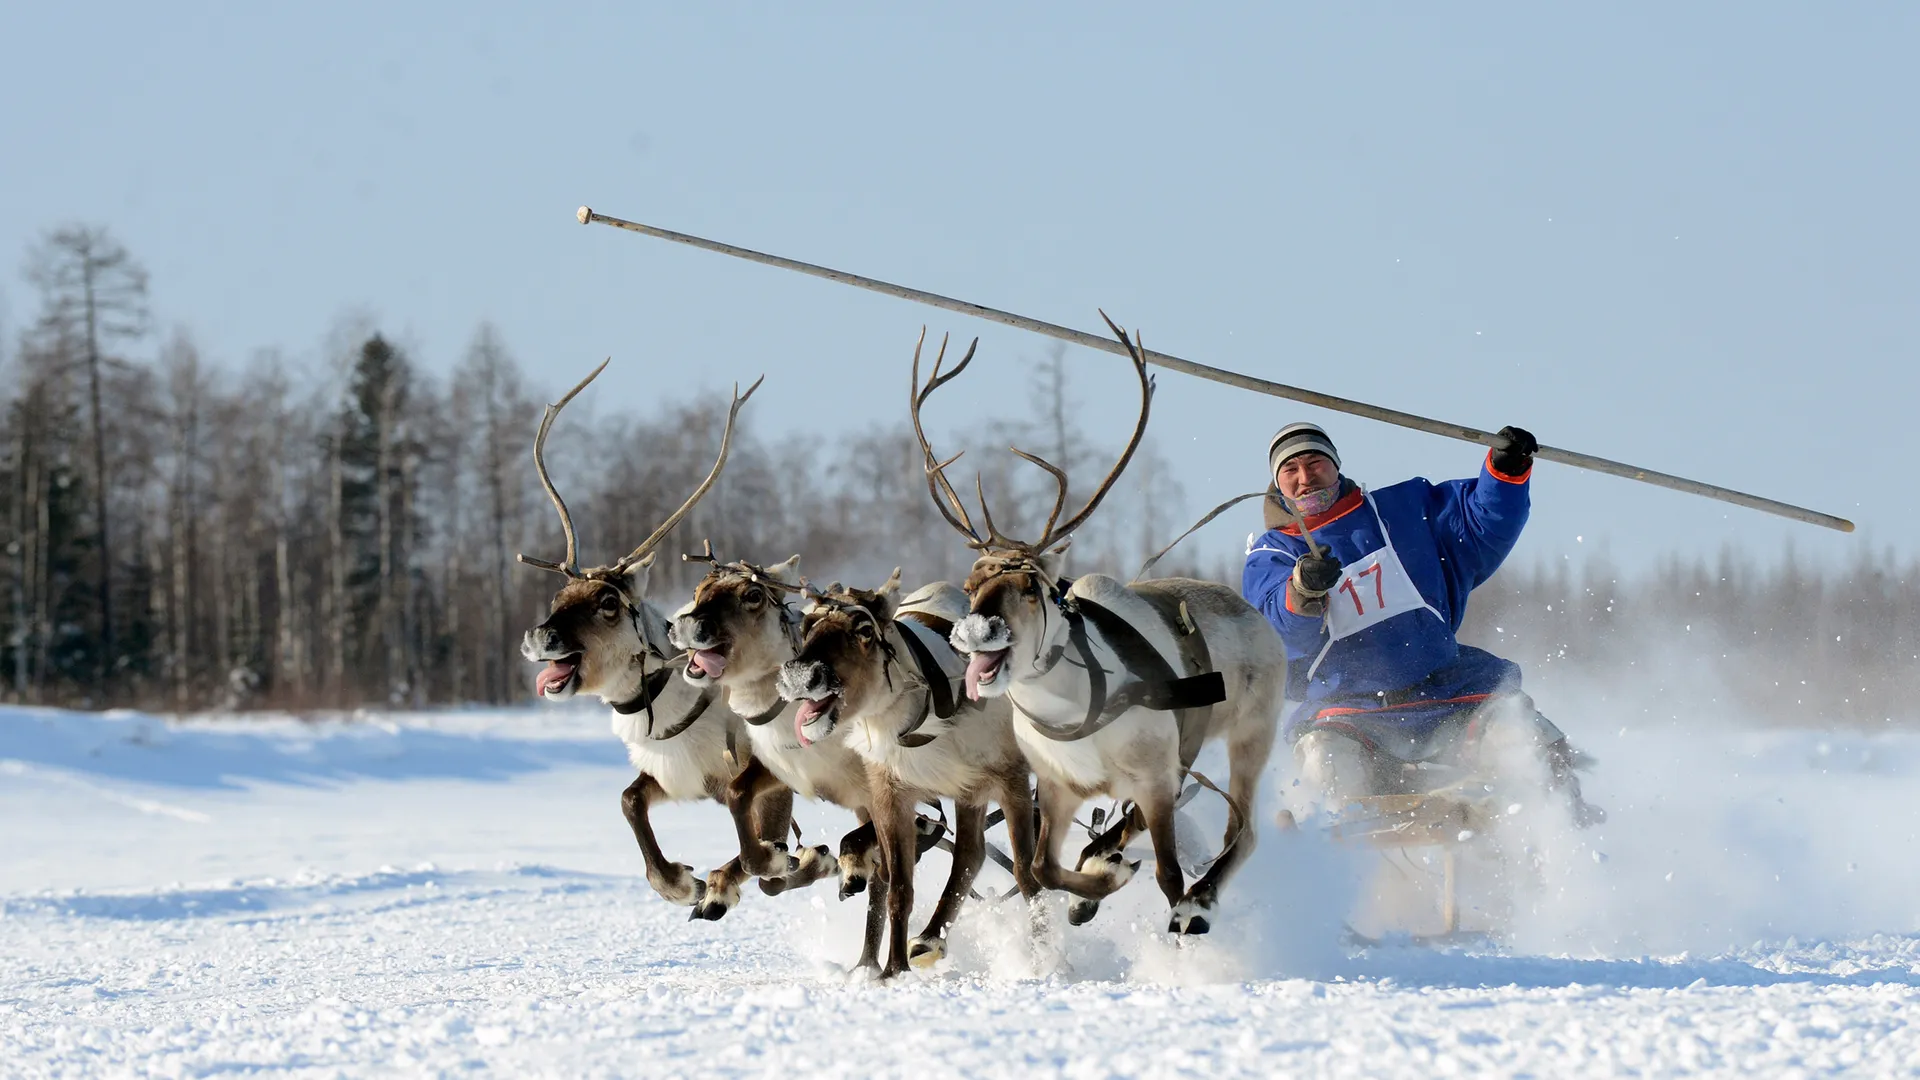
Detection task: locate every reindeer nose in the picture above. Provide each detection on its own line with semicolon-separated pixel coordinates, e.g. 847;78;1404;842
521;627;557;661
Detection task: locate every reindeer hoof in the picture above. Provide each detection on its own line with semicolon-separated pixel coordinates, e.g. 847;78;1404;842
1076;850;1138;891
1067;897;1102;926
747;841;800;879
689;869;741;920
649;865;704;907
1168;898;1212;936
908;936;946;968
791;844;835;884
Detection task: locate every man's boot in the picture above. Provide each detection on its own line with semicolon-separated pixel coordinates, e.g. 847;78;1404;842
1542;737;1606;828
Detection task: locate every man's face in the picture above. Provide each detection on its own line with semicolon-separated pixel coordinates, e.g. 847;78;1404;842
1274;452;1339;502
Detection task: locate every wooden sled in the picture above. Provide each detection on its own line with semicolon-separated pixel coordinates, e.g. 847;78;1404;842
1327;786;1501;941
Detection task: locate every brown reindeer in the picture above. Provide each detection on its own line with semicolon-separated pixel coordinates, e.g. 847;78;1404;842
518;363;828;914
912;318;1289;935
671;548;955;970
776;572;1042;977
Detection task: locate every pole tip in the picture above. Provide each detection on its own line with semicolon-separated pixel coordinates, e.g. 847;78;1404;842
576;206;593;225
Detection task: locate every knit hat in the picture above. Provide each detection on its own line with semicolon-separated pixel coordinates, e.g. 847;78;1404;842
1267;422;1340;477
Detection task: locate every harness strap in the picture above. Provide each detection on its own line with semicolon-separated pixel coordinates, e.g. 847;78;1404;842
894;690;937;749
1128;591;1222;773
1020;596;1226;744
894;618;957;720
611;662;722;743
1010;605;1109;740
740;698;785;727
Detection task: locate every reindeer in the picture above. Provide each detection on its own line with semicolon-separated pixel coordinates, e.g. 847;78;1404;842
912;318;1289;935
518;363;831;914
671;547;964;969
775;571;1042;976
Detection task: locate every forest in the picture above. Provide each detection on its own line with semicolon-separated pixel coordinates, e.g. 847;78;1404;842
5;225;1911;726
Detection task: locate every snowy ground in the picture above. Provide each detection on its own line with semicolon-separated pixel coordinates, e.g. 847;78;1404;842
4;701;1919;1078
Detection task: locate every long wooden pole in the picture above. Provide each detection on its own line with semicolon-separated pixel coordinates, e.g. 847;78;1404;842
577;206;1855;534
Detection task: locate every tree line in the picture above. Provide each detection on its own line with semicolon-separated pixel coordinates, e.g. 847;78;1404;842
3;224;1912;726
0;226;1193;712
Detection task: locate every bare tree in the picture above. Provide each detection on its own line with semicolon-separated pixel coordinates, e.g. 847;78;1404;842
24;227;149;682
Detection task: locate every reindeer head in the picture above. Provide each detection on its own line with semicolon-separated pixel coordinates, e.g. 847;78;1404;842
776;570;905;746
518;361;763;705
670;542;805;692
907;313;1155;701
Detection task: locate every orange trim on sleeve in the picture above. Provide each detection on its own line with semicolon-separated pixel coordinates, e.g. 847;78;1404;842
1485;450;1532;485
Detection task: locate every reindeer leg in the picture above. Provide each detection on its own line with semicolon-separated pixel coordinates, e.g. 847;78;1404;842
1031;778;1137;923
998;776;1042;901
1066;803;1145;926
621;774;704;907
909;801;986;968
725;758;798;880
1132;785;1192;933
1175;722;1275;934
855;875;888;972
872;783;917;979
692;857;749;922
838;819;879;900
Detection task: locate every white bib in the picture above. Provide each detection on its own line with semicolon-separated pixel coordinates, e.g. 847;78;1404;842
1307;490;1444;681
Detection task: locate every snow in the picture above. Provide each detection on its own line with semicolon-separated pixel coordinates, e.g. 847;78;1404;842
4;703;1919;1077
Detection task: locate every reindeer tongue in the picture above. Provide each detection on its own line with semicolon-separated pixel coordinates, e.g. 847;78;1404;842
964;651;1007;702
794;697;833;748
691;649;728;678
536;660;576;696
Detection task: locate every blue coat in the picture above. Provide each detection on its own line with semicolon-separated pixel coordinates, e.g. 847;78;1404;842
1242;453;1531;751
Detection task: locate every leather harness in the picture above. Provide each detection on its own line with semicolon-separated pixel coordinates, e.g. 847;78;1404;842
1013;582;1226;771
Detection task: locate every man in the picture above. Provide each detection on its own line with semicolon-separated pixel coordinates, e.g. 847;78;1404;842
1242;422;1601;825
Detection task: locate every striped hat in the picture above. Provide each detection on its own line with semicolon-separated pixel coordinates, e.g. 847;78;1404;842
1267;422;1340;477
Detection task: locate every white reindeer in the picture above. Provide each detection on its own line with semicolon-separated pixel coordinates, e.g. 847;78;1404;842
912;319;1289;934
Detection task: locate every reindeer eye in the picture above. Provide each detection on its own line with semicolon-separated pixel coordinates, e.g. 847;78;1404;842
598;593;622;615
854;621;875;643
744;586;765;606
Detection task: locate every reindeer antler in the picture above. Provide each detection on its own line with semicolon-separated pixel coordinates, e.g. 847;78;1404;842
909;329;995;549
685;539;809;594
908;312;1155;558
1025;310;1155;552
518;359;612;577
607;376;765;575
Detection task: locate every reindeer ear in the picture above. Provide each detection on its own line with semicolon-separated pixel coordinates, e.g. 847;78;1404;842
767;555;802;587
1039;548;1068;582
877;567;902;600
622;556;655;598
857;588;898;623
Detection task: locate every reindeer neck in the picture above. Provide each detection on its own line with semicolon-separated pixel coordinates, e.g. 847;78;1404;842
723;667;785;718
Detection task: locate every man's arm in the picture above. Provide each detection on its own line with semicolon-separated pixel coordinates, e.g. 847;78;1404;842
1243;536;1338;661
1432;427;1534;586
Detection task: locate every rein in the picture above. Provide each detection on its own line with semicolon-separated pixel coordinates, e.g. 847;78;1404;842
975;563;1225;747
603;585;720;742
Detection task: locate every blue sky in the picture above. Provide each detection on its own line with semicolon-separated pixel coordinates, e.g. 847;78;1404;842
2;3;1913;573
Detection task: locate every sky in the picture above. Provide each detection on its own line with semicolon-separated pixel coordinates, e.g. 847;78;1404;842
2;3;1914;575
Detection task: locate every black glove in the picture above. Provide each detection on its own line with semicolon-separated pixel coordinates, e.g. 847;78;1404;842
1292;551;1343;596
1489;425;1537;477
